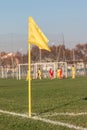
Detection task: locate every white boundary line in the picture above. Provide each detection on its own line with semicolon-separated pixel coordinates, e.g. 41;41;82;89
41;112;87;117
32;116;87;130
0;109;87;130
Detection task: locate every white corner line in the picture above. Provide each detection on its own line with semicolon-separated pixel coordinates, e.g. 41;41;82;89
41;112;87;117
0;109;87;130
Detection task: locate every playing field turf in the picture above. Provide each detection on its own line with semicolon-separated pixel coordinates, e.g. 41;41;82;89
0;77;87;130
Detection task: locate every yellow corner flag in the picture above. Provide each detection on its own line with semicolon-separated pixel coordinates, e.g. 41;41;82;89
28;16;50;51
27;16;51;117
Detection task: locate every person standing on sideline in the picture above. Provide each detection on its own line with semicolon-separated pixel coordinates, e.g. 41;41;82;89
37;68;42;79
72;65;75;79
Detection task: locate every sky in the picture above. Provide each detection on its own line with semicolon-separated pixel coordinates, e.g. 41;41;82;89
0;0;87;53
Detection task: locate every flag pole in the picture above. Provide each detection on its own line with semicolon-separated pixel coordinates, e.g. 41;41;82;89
28;42;31;117
28;17;31;117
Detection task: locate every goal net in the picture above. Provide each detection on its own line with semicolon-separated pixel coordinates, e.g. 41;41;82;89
18;62;67;79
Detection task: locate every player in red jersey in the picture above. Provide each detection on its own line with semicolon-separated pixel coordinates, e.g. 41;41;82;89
49;68;54;80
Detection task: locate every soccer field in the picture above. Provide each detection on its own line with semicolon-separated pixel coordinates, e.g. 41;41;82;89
0;77;87;130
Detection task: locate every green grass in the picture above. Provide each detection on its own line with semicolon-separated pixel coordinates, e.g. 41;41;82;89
0;77;87;130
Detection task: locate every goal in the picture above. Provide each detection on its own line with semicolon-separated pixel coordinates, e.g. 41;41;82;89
17;62;67;79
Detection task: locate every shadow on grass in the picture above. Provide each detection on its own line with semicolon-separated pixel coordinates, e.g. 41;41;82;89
83;97;87;100
39;98;82;114
38;97;87;115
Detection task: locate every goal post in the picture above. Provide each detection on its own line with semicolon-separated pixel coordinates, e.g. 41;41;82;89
18;62;67;80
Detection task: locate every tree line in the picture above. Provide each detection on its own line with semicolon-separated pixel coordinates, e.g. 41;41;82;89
0;43;87;67
31;43;87;63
